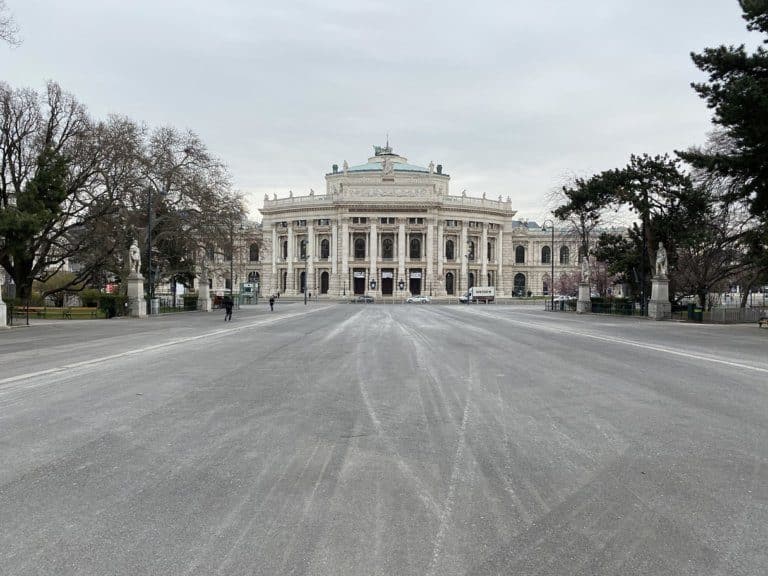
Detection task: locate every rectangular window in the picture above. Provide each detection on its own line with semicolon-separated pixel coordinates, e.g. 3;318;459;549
380;217;395;224
352;217;368;224
445;220;459;227
408;217;424;225
317;218;330;226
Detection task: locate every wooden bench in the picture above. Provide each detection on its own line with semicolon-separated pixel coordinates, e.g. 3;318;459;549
13;306;47;318
63;307;99;319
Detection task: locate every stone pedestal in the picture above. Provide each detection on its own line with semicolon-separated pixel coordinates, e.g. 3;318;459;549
0;299;7;328
198;281;212;312
126;273;147;318
648;275;671;320
576;282;591;314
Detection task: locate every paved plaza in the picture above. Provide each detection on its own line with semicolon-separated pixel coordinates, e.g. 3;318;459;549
1;304;767;575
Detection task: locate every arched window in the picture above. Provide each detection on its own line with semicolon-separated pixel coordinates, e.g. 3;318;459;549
541;246;551;264
249;243;259;262
467;241;475;260
514;273;526;296
354;238;366;259
299;239;307;259
445;239;455;260
281;240;288;260
320;239;330;259
560;246;570;265
515;245;525;264
445;272;455;295
410;237;421;259
382;238;393;259
468;272;475;288
247;271;260;284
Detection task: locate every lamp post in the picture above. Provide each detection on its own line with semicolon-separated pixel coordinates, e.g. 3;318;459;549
543;219;555;311
146;187;164;314
302;254;308;305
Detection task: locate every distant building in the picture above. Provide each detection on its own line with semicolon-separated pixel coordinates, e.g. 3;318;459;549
202;145;583;299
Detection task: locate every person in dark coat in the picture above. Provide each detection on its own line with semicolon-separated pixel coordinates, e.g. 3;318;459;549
269;296;275;311
224;296;233;321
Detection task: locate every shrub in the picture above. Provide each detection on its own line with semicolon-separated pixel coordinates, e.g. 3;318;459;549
98;294;129;318
80;289;102;307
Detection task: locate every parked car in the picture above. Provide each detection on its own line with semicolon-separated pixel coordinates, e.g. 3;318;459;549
351;295;374;303
406;295;431;303
553;295;576;302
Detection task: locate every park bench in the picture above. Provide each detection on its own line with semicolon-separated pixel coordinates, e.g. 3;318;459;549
13;306;47;318
63;307;99;319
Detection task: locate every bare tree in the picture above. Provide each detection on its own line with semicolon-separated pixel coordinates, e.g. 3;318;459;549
0;0;20;46
0;81;118;300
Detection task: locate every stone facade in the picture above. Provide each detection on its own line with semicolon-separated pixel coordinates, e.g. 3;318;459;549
206;146;583;299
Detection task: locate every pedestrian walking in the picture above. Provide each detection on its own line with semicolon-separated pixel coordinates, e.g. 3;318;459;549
269;296;275;311
224;296;233;321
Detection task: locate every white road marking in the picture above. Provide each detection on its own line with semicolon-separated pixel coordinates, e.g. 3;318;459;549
0;306;331;389
467;309;768;375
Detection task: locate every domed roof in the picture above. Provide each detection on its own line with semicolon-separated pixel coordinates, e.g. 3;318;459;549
345;144;430;173
346;161;429;173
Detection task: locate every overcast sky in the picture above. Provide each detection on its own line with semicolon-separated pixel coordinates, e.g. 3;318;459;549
0;0;759;222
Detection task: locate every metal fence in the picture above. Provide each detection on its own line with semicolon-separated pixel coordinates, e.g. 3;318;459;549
705;307;766;324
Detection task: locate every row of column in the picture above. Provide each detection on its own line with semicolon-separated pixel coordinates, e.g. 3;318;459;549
270;222;505;295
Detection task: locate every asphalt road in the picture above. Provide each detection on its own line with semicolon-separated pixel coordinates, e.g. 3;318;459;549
1;303;767;575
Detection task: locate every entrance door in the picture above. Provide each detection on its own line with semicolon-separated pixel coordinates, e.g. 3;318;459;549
409;269;422;295
320;271;329;294
381;270;393;295
353;269;365;294
445;272;454;295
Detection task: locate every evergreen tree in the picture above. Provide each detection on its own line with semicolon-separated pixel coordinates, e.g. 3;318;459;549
682;0;768;220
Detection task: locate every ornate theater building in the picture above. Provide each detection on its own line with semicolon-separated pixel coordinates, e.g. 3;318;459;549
239;145;581;299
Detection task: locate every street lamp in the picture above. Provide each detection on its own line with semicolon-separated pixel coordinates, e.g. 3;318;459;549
302;253;308;305
229;220;243;307
543;219;555;312
146;187;164;314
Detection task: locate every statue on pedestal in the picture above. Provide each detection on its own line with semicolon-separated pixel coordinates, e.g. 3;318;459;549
581;256;590;285
655;242;668;277
128;240;141;275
